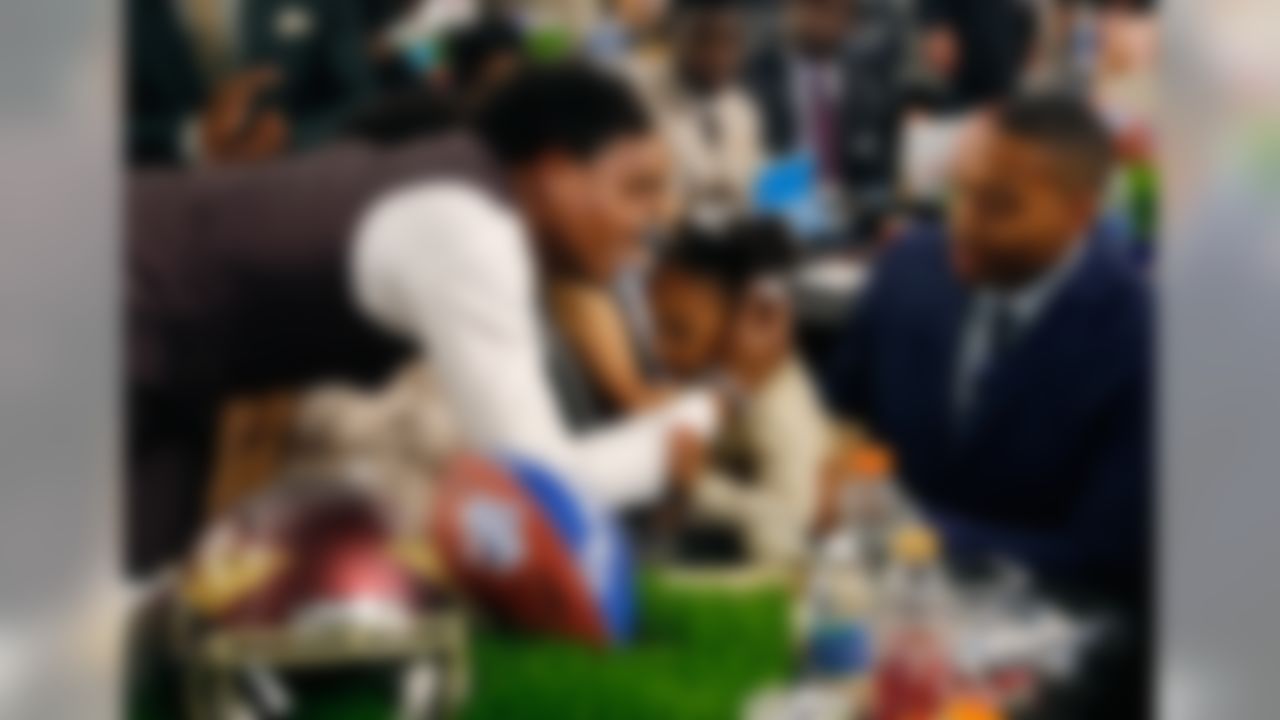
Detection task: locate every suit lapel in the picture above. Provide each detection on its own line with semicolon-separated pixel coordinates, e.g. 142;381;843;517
937;281;972;457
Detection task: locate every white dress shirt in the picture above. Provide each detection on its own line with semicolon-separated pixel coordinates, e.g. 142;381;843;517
352;180;719;509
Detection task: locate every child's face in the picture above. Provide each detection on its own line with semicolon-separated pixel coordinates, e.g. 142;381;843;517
648;267;732;380
723;285;794;387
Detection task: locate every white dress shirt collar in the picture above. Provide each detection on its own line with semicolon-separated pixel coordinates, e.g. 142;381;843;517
974;235;1088;331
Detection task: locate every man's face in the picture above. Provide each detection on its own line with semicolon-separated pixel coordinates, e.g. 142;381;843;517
675;10;746;92
785;0;853;58
948;120;1097;287
524;133;671;283
648;267;731;379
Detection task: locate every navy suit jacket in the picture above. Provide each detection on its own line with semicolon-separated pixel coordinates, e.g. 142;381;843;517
826;226;1152;592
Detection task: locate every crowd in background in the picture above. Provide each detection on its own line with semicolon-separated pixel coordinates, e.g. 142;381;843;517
127;0;1157;249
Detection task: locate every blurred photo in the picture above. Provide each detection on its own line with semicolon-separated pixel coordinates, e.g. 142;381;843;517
121;1;1157;718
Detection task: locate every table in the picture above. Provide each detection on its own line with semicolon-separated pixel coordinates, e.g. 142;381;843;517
128;573;795;719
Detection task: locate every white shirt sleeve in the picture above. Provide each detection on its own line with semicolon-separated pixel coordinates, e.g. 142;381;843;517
352;181;718;509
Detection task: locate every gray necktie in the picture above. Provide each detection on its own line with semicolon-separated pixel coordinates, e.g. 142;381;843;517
959;300;1018;430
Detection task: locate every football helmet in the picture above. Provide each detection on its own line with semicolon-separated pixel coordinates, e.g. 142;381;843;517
171;474;467;720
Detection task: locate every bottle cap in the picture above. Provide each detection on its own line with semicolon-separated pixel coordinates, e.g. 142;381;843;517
844;444;895;482
891;524;940;566
939;695;1004;720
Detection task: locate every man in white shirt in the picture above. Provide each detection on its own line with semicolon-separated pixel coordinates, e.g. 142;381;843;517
127;64;718;574
355;70;720;511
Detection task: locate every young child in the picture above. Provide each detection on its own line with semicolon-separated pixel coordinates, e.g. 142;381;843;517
648;218;834;567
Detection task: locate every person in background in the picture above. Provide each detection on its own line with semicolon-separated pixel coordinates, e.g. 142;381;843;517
366;0;481;91
825;94;1150;605
631;0;764;226
1095;0;1158;261
484;0;599;44
127;0;377;165
745;0;906;238
1092;0;1156;162
343;16;527;147
358;0;430;93
128;65;719;574
916;0;1039;109
649;219;833;566
585;0;672;67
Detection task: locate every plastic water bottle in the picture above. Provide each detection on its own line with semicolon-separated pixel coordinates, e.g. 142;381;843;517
836;445;905;575
872;524;954;720
798;532;877;716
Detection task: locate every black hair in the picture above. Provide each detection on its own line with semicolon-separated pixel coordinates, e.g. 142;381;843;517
446;17;524;89
473;63;654;165
656;218;798;298
996;92;1115;191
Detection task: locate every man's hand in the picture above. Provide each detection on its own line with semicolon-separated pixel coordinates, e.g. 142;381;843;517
197;67;291;164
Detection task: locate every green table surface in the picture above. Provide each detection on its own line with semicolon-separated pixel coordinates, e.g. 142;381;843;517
131;574;796;719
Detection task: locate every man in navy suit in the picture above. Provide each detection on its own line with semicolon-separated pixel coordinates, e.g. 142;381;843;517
744;0;906;236
827;94;1152;601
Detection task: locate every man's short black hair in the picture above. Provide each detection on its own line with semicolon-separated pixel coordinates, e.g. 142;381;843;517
474;63;654;165
996;92;1115;192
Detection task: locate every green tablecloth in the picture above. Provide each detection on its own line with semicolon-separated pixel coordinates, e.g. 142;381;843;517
131;574;795;719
